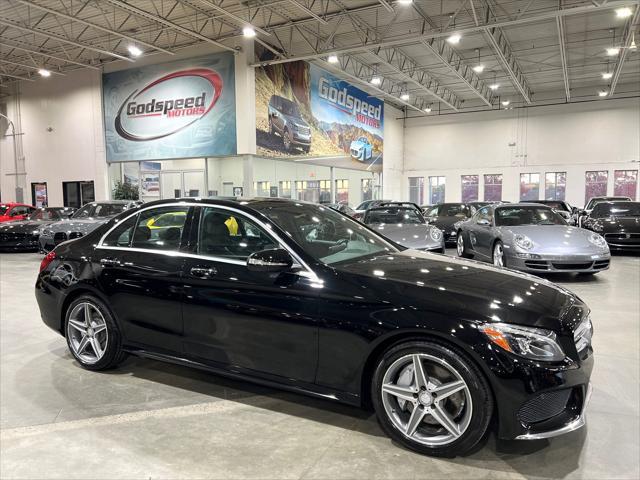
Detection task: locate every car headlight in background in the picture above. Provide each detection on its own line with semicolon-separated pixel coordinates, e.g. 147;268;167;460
481;323;565;361
514;234;534;250
588;232;607;248
430;227;443;242
590;222;604;232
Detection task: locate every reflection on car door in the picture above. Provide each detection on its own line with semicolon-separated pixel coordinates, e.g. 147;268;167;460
95;205;191;352
180;206;320;384
472;206;495;258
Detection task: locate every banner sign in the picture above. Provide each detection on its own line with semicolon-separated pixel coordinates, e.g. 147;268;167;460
103;53;236;162
255;56;383;170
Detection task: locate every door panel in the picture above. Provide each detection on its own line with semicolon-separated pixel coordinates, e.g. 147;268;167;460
183;171;205;197
161;172;182;199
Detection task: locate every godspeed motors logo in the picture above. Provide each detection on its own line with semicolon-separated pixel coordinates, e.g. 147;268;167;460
115;68;223;141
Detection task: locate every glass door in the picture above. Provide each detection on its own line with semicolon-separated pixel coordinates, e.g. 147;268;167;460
161;172;183;199
183;171;205;197
160;171;206;199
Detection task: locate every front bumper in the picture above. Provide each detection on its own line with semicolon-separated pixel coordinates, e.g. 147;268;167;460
603;233;640;250
0;233;40;250
291;130;311;146
39;233;55;253
504;250;610;273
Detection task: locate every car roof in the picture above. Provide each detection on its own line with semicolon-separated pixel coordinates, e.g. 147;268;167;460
0;202;32;207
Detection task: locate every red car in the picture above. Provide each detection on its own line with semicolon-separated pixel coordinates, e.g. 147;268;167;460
0;203;37;223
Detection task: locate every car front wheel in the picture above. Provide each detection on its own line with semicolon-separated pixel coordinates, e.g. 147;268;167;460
456;232;473;258
372;340;493;457
492;241;506;268
65;295;126;371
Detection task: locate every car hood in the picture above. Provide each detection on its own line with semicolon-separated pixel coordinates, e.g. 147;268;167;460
45;218;111;234
597;216;640;233
335;250;584;331
0;220;56;232
498;225;606;253
369;223;442;249
351;140;366;147
429;216;468;231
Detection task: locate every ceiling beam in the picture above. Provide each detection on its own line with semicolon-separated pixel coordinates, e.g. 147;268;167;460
0;58;65;75
0;17;133;62
0;41;101;70
377;0;394;14
195;0;272;35
287;0;328;25
15;0;175;55
556;16;570;101
0;71;35;82
610;4;640;95
105;0;237;52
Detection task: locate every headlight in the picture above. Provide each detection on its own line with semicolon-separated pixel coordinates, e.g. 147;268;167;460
588;232;607;248
481;323;565;362
590;222;603;232
514;234;534;250
430;227;443;242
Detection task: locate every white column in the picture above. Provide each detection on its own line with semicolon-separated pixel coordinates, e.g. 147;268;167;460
234;39;256;156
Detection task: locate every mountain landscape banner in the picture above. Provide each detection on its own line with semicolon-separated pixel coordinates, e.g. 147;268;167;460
103;53;236;162
255;58;383;170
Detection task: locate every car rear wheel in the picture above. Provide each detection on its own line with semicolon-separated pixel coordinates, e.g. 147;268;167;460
65;295;126;371
372;340;493;457
492;241;506;268
456;232;473;258
283;129;292;151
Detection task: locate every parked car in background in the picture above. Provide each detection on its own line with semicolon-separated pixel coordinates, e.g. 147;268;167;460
39;200;142;252
327;202;356;217
0;203;36;223
581;201;640;251
521;200;576;225
268;95;312;153
36;197;594;457
0;207;67;251
455;203;610;274
379;202;423;213
363;206;444;253
352;199;392;221
423;203;477;245
350;136;373;162
578;196;632;226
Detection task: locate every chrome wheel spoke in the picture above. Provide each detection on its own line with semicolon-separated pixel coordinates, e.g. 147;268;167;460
68;319;87;334
405;406;426;436
67;302;109;365
430;404;461;438
83;303;92;324
412;355;429;390
382;383;416;403
76;335;90;354
92;323;107;334
90;337;104;358
432;380;466;401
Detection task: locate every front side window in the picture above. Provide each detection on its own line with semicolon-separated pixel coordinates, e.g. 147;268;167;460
130;206;189;250
72;204;94;218
198;207;278;260
461;175;479;203
94;203;127;218
520;173;540;201
11;206;32;216
28;208;62;221
253;203;398;266
474;206;493;224
545;172;566;200
495;206;566;226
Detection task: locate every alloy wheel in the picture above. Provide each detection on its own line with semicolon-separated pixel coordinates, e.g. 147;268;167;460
493;243;504;267
67;302;108;364
456;234;464;256
283;130;291;150
381;353;472;447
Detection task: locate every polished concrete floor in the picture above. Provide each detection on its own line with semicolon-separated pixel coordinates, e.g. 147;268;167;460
1;251;638;479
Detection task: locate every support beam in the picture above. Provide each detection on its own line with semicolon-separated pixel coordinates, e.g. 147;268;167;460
0;58;65;75
556;16;570;101
377;0;394;13
195;0;272;35
0;17;133;61
287;0;328;24
0;41;101;70
610;4;640;95
15;0;174;55
0;72;35;81
106;0;237;52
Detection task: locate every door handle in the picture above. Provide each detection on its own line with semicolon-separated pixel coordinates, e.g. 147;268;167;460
190;266;217;278
100;257;120;267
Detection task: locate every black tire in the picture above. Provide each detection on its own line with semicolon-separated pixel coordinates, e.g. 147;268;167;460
64;295;126;371
283;128;292;151
371;340;493;457
303;145;310;153
456;231;473;259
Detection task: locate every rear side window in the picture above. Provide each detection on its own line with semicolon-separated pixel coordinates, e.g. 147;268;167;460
102;215;138;247
131;207;189;251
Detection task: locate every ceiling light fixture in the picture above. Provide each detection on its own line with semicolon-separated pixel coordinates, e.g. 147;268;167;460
424;106;432;113
501;100;510;106
400;92;410;101
127;45;142;57
398;0;413;5
489;83;500;90
598;90;608;97
447;34;461;44
370;76;382;85
38;69;51;77
472;64;485;73
327;54;339;63
615;7;633;18
606;47;620;56
602;72;613;79
243;27;256;38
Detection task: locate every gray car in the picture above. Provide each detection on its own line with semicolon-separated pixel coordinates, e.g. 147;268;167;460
39;200;141;252
363;206;444;253
454;203;610;274
268;95;312;153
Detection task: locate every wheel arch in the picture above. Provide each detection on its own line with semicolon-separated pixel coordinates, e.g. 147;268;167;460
59;285;117;337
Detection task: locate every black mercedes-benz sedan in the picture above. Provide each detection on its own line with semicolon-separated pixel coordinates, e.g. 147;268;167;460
35;198;593;457
582;201;640;250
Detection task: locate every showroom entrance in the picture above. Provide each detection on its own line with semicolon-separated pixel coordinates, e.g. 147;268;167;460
159;170;206;199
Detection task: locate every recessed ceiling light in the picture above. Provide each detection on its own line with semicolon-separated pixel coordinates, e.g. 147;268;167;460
242;27;256;38
501;100;510;106
424;106;432;113
38;69;51;77
489;83;500;90
447;34;461;44
472;64;485;73
602;72;613;79
128;45;142;57
400;93;410;101
327;54;339;63
606;47;620;56
598;90;608;97
398;0;413;4
615;7;633;18
370;76;382;85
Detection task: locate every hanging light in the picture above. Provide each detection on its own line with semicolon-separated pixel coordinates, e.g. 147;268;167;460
598;90;609;97
602;72;613;79
424;106;432;113
472;49;484;73
447;34;461;44
327;54;339;63
615;7;633;18
501;100;510;106
400;92;410;101
38;69;51;77
606;47;620;56
370;76;382;85
128;45;143;57
242;26;256;38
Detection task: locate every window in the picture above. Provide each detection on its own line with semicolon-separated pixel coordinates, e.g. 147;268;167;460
408;177;424;205
131;206;189;251
279;181;292;199
484;174;502;201
102;214;138;247
474;206;493;225
198;207;278;260
545;172;566;200
254;181;271;197
428;176;445;204
319;180;331;203
361;179;373;202
585;171;608;203
94;203;128;217
520;173;540;201
72;203;94;218
461;175;479;203
614;170;638;200
10;206;34;216
335;179;349;203
29;209;62;221
296;180;320;203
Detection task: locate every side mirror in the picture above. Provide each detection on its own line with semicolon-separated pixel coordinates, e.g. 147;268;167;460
477;218;491;226
247;248;293;273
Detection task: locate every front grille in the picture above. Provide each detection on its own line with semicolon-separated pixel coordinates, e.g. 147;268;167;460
518;389;572;424
351;149;359;156
297;126;311;135
604;233;640;246
0;232;27;242
552;262;592;270
53;232;67;244
524;260;549;270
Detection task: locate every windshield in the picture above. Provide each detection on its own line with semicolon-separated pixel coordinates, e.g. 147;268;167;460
94;203;127;217
586;197;630;210
533;201;568;211
591;202;640;218
427;204;473;218
27;209;61;221
364;207;424;225
254;202;399;265
0;205;8;215
495;206;566;226
72;204;93;218
281;99;300;117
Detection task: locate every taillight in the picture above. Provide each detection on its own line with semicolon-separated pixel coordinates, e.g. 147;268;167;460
40;251;56;272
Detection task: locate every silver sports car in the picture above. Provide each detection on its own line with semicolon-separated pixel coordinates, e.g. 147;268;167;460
454;203;610;274
363;206;445;253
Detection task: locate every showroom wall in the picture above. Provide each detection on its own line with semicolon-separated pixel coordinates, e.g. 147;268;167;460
382;104;404;201
402;98;640;206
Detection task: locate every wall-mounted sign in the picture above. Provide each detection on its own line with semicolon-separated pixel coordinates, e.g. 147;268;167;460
255;53;383;171
103;53;236;162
